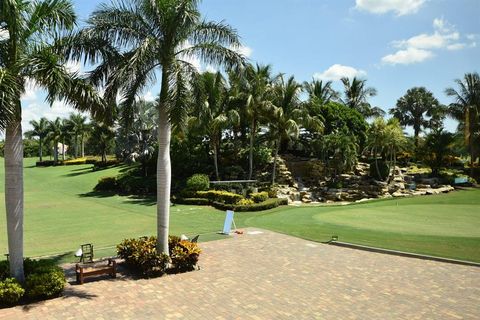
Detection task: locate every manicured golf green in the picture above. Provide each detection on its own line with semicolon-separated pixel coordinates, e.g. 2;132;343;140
0;158;479;262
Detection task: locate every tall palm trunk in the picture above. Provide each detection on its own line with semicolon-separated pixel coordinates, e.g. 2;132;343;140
213;141;220;181
53;140;58;163
81;134;85;157
156;70;171;255
272;138;280;185
4;116;25;282
74;135;79;158
248;120;256;180
62;138;66;161
39;137;43;162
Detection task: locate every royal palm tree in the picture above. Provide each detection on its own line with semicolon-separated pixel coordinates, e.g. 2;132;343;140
26;118;49;161
268;75;323;184
1;0;104;282
90;121;115;163
390;87;444;148
64;0;244;254
341;77;383;118
445;72;480;170
190;72;239;180
47;118;63;163
234;64;276;180
68;113;89;158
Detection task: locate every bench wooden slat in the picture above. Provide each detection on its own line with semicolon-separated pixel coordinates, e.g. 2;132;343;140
76;259;116;284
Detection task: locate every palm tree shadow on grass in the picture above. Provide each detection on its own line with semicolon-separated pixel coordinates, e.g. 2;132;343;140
79;191;156;206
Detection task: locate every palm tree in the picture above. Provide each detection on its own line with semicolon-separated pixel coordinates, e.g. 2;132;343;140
90;121;115;163
1;0;104;282
190;72;239;180
303;79;338;106
445;73;480;170
26;118;49;161
268;75;323;184
47;118;63;163
390;87;444;148
68;113;89;158
384;118;407;179
65;0;244;254
234;64;276;180
341;77;383;118
60;118;71;161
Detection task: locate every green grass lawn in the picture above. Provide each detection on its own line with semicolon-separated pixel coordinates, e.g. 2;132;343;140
0;158;479;263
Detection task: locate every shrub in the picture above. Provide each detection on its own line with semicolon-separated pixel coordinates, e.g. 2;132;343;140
0;278;24;306
168;235;181;254
196;190;243;204
213;198;288;212
237;198;254;205
36;160;56;167
117;172;156;195
175;198;210;206
170;240;201;272
94;176;118;192
24;267;65;300
186;174;210;191
0;260;9;281
63;158;87;165
117;237;169;277
250;191;268;203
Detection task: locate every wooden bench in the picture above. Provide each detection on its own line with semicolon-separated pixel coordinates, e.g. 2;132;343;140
76;259;117;284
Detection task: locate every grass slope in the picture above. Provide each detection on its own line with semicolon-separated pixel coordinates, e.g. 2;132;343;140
0;158;479;262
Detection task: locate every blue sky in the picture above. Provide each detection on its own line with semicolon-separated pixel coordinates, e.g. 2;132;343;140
21;0;480;133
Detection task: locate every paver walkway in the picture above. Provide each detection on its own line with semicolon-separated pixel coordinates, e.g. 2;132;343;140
1;228;479;319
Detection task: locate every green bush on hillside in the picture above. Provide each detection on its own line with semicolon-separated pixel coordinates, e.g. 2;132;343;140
186;174;210;192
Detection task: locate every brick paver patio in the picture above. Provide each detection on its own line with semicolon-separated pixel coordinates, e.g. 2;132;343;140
1;228;479;319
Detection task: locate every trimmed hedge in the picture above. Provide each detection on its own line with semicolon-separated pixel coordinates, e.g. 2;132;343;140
213;198;288;212
196;190;243;204
36;160;57;167
250;191;268;203
63;158;87;165
175;198;211;206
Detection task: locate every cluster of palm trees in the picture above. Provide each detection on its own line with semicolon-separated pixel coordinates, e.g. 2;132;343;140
389;73;480;169
26;114;89;162
187;65;384;183
1;0;479;284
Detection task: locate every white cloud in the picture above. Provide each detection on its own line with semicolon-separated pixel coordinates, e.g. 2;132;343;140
447;43;466;51
204;65;217;73
382;47;433;65
466;34;477;41
313;64;367;81
231;45;252;58
142;91;156;102
355;0;425;16
22;100;84;133
382;18;472;65
21;79;39;102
